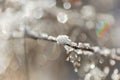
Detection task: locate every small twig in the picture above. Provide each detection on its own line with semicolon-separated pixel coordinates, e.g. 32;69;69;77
10;28;120;72
24;28;94;53
10;28;120;61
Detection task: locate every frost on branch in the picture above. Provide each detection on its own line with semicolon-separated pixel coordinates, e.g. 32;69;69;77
5;27;120;79
56;35;71;44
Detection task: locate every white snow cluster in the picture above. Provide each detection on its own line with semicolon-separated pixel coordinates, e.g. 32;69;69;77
56;35;71;44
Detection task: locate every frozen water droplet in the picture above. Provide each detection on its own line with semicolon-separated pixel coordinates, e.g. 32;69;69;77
75;49;82;54
90;64;95;69
83;51;93;55
92;46;100;52
56;35;71;44
101;48;110;55
74;68;78;72
103;66;110;75
71;42;77;46
84;43;90;48
64;45;74;53
66;57;69;61
78;42;84;48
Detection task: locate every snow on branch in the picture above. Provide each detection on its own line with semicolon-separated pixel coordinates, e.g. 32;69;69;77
10;28;120;72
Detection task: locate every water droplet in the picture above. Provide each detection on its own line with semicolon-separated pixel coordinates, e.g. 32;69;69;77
103;66;110;75
75;49;82;54
63;2;71;9
109;59;116;66
57;12;68;23
99;59;104;64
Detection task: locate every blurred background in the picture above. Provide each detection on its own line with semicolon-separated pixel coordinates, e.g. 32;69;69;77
0;0;120;80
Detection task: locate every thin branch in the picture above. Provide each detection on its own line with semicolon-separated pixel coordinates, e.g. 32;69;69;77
10;28;120;61
10;28;120;72
24;28;94;53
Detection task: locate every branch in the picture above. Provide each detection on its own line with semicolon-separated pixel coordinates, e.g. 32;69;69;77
10;28;120;72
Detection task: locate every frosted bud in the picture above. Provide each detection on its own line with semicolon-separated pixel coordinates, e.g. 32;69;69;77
40;33;48;38
84;43;90;47
92;46;100;52
56;35;71;44
78;42;84;47
64;45;74;53
48;36;56;41
100;48;110;56
83;51;93;55
74;49;82;54
84;43;90;49
71;42;77;46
